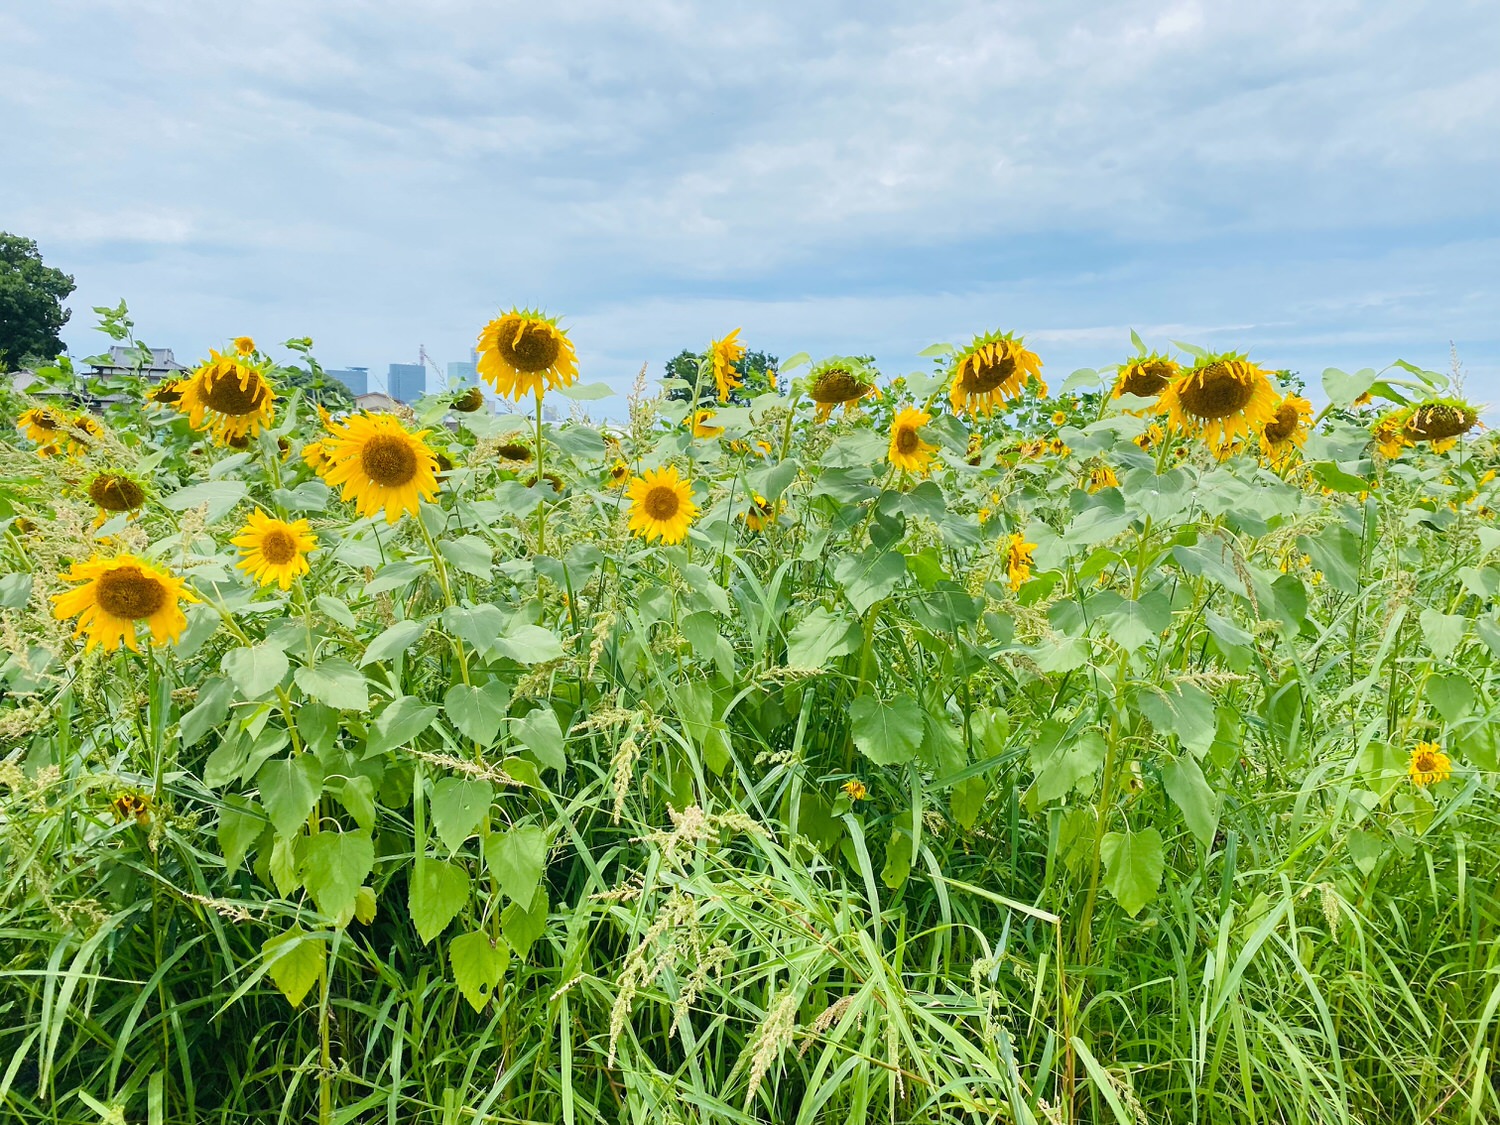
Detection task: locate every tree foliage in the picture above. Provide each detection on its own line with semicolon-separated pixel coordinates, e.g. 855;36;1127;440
664;347;780;407
0;233;75;371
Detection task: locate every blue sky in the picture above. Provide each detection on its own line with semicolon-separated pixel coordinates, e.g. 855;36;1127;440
4;1;1497;409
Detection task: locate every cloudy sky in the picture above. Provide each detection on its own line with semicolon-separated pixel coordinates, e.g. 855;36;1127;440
5;0;1498;407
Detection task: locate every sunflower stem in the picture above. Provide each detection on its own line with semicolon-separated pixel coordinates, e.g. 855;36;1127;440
535;387;547;554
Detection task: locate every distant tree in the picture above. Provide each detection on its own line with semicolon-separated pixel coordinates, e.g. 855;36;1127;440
278;362;355;412
664;347;780;407
0;234;75;371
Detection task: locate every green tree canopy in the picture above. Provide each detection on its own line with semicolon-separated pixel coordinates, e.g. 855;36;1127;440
0;233;75;371
664;347;780;407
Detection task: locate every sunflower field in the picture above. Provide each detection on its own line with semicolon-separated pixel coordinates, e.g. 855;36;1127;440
2;310;1499;1125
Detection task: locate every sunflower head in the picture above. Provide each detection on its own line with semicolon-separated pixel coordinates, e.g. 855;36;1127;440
607;459;630;487
805;356;878;421
1086;464;1119;493
949;331;1045;417
17;407;66;454
67;414;105;455
176;349;277;443
1158;353;1278;456
1408;741;1452;787
1260;393;1314;466
1372;412;1408;459
842;779;868;802
451;386;486;413
321;413;441;523
302;440;331;473
51;553;196;652
233;336;256;356
476;308;578;401
495;440;534;463
231;510;318;590
1112;354;1179;402
710;329;747;402
86;472;148;514
690;409;724;439
626;465;698;544
1402;398;1480;444
109;790;155;827
743;492;779;532
526;471;566;493
888;406;938;475
1006;532;1037;592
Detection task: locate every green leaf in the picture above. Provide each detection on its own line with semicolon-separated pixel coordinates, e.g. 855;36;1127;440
1427;673;1475;723
257;755;324;840
785;607;860;669
1322;366;1377;408
1100;827;1165;917
834;547;905;616
444;681;510;745
365;696;439;757
218;794;266;873
294;659;369;712
161;480;248;522
492;622;565;665
881;825;913;890
222;643;288;700
1419;609;1467;661
314;595;357;631
449;930;510;1013
950;776;988;831
262;927;324;1008
484;824;547;905
1300;528;1361;596
1099;590;1171;652
1029;727;1106;805
1308;462;1370;495
408;860;470;944
300;831;374;925
848;694;925;765
554;380;615;400
501;887;548;958
439;535;493;579
1137;683;1217;758
430;777;493;853
362;619;428;666
512;707;565;773
182;675;235;746
441;604;507;656
1162;756;1219;847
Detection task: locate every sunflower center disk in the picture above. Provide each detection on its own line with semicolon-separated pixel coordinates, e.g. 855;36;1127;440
1262;407;1299;444
260;530;299;566
1121;364;1171;397
963;356;1017;395
496;443;533;461
811;371;867;404
895;427;921;455
1178;364;1253;420
201;370;267;417
89;475;145;511
361;435;419;487
643;486;681;521
499;322;562;374
96;568;168;620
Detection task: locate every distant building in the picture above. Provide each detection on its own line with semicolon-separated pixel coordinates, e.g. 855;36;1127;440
326;367;370;397
447;350;499;413
88;346;188;384
387;363;427;404
355;392;401;414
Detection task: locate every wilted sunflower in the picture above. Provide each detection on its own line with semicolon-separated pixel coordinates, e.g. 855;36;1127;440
452;386;485;413
1408;741;1451;787
495;439;533;462
888;407;937;474
1403;399;1479;445
526;471;566;493
476;309;578;401
51;553;196;652
1157;354;1278;455
1006;532;1036;592
321;413;441;523
233;336;255;356
1260;393;1314;466
109;790;155;827
948;331;1045;417
691;409;724;438
626;465;698;544
806;357;878;422
16;407;65;455
231;510;317;589
1086;465;1119;493
176;349;277;443
86;472;147;519
146;379;183;406
1112;354;1179;402
709;329;747;402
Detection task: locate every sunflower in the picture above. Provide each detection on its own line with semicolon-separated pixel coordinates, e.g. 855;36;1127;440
231;510;317;590
1403;399;1479;445
888;407;937;474
109;790;155;827
1006;532;1036;592
626;465;698;544
86;472;147;519
691;409;724;438
525;471;566;493
301;440;331;473
234;336;255;356
842;779;868;802
1051;411;1068;427
51;553;196;652
806;357;878;422
1408;741;1452;787
1157;354;1278;456
1260;393;1313;466
948;331;1045;417
710;329;746;402
1134;422;1166;450
16;407;65;455
1086;465;1119;493
1112;354;1179;402
476;309;578;401
321;413;441;523
606;459;630;488
176;349;277;443
1371;413;1408;459
743;493;779;532
65;414;105;456
452;386;486;413
495;440;533;462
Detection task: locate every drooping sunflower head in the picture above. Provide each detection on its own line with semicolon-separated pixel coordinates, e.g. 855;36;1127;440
176;349;277;443
1112;354;1179;402
452;386;486;413
67;414;105;455
147;379;184;406
743;492;779;532
1402;398;1480;445
709;329;747;402
805;356;878;421
1134;422;1166;450
16;406;65;454
50;553;196;652
1260;393;1314;466
476;308;578;401
626;465;698;544
888;406;938;474
495;439;534;463
949;331;1045;417
1086;464;1119;493
607;459;630;487
86;472;148;515
321;413;441;523
1372;411;1408;459
526;471;566;493
690;409;724;439
1157;353;1278;456
1005;532;1037;592
1408;741;1452;787
231;510;318;590
233;336;256;356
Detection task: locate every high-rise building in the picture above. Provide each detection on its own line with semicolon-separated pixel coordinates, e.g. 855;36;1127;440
387;363;427;404
326;367;369;397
